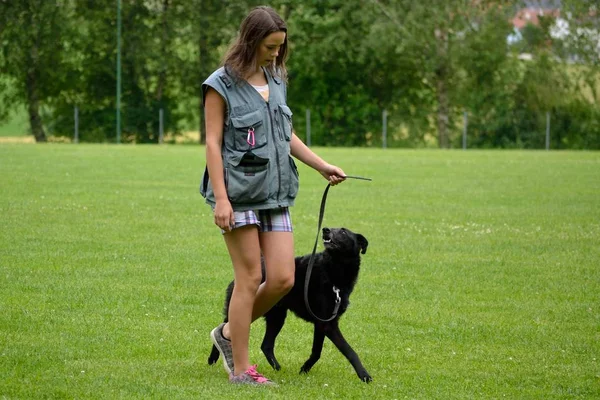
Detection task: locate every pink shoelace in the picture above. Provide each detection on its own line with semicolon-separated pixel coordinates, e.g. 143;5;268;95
246;365;270;383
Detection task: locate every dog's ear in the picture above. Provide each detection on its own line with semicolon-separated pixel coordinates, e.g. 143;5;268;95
357;234;368;254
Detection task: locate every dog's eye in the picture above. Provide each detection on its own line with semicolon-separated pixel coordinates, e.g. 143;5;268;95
341;229;347;235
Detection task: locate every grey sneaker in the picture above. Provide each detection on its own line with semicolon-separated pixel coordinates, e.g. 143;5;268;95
229;365;276;385
210;323;234;374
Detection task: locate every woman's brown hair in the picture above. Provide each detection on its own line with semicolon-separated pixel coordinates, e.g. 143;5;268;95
222;6;288;82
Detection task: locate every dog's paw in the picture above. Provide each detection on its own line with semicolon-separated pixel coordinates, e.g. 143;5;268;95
299;365;311;374
356;369;373;383
300;359;318;374
207;351;219;365
268;358;281;371
359;372;372;383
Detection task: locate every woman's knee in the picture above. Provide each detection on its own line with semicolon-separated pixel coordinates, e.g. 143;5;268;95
269;271;294;296
233;268;262;294
283;272;295;293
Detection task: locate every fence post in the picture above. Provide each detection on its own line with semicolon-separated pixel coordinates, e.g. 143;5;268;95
306;108;311;147
545;111;550;150
159;108;164;144
382;109;388;149
74;106;79;144
462;111;468;150
116;0;122;144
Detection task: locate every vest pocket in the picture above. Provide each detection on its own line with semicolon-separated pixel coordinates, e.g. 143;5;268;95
278;105;293;141
200;166;212;199
230;110;267;152
288;156;300;199
225;153;270;204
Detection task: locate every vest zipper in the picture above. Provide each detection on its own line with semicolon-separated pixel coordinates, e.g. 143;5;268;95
267;105;282;202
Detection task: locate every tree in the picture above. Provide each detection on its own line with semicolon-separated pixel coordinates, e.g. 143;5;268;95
176;0;257;144
2;0;597;148
50;0;190;142
0;0;77;142
284;0;417;146
505;0;599;149
455;3;522;148
370;0;520;148
560;0;600;104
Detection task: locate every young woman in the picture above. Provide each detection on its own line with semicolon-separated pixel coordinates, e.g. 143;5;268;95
201;6;346;385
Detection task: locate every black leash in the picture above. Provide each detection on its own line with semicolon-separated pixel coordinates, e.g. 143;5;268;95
303;175;372;322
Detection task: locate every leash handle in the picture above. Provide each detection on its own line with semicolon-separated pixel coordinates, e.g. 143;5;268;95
344;175;372;181
303;175;371;322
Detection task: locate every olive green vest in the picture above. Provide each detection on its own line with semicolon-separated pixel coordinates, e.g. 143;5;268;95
200;67;299;211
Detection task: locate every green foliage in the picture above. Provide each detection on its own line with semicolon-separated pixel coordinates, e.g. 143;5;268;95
552;98;600;149
48;0;185;142
0;77;28;136
1;0;599;148
286;1;385;146
453;5;519;148
1;145;599;398
0;0;79;141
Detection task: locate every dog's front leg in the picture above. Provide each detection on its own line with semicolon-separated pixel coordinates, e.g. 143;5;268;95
300;326;326;374
325;321;372;383
261;306;287;370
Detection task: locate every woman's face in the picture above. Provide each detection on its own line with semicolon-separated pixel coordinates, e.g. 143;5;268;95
256;31;286;67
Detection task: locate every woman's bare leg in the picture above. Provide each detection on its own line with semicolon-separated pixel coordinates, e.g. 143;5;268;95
223;225;262;376
252;231;295;320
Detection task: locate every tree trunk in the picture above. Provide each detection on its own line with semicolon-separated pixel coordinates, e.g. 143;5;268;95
435;27;450;149
21;0;47;142
26;51;47;143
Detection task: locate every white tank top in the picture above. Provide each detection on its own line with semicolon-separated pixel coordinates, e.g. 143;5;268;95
251;84;269;102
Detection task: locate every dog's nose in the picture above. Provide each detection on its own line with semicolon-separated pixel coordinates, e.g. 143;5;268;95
322;228;330;235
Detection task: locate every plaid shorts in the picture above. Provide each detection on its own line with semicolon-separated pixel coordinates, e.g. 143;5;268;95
225;207;293;233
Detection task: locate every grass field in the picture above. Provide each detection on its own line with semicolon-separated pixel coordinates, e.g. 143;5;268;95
0;74;28;139
0;144;599;399
0;106;28;138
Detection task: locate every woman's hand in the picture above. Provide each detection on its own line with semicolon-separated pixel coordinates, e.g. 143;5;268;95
214;199;235;232
319;163;347;186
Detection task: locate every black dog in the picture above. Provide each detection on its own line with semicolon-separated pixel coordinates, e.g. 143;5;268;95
208;227;372;383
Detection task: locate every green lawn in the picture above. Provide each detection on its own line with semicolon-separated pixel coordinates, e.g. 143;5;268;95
0;106;28;137
0;74;28;138
0;144;599;399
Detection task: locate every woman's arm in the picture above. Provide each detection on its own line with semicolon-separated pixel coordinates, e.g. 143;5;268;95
290;133;346;186
204;88;235;231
